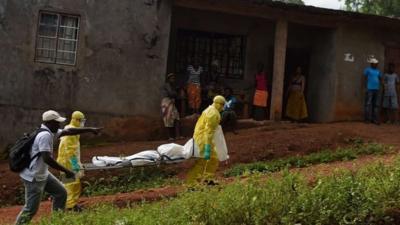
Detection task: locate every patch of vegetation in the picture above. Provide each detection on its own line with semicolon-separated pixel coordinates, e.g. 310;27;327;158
81;143;388;198
82;167;181;197
224;143;392;177
40;158;400;225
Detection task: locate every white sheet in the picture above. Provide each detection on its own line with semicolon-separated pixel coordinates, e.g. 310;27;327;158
91;125;229;168
91;140;196;168
213;125;229;161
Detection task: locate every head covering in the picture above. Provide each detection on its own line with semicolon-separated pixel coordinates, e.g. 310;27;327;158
167;73;175;79
72;111;85;120
71;111;86;127
368;58;379;64
213;95;226;112
213;95;226;105
42;110;66;122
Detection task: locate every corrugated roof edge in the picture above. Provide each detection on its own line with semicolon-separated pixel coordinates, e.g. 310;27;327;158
240;0;400;22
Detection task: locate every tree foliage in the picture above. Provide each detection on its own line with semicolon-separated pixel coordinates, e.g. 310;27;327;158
340;0;400;17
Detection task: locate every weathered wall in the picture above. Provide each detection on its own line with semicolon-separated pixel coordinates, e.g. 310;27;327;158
307;28;337;122
334;25;385;121
286;22;397;122
0;0;172;148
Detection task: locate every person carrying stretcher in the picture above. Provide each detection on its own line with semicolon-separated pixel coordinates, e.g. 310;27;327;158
186;95;226;185
57;111;101;212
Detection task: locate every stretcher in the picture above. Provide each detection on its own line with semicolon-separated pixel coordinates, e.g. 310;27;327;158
83;139;198;171
83;126;229;171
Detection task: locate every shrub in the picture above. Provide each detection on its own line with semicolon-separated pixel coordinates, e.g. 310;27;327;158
224;143;392;177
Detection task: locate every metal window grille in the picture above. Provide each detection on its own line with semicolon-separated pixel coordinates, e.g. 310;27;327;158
175;29;246;79
35;12;80;65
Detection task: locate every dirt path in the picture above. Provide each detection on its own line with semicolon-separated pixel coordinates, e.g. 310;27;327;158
0;122;399;224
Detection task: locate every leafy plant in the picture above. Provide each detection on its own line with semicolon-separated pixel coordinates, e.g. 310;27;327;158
82;167;181;197
340;0;400;17
224;143;392;177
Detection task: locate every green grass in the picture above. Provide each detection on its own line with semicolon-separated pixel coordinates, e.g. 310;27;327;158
81;167;181;197
224;143;393;177
81;143;392;198
40;158;400;225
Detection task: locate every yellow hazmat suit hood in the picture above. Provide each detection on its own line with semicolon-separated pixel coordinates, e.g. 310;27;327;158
212;95;226;112
70;111;85;127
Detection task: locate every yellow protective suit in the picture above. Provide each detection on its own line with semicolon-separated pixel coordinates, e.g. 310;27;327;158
57;111;85;209
186;96;225;184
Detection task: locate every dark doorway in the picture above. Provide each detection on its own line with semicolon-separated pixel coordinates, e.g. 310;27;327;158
385;47;400;73
385;47;400;120
282;48;311;118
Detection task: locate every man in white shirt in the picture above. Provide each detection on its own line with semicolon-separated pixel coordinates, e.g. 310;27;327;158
15;110;101;225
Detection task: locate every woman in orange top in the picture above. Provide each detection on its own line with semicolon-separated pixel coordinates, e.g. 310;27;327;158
253;63;268;121
186;59;203;114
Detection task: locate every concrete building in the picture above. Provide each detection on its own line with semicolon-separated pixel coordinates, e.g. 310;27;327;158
1;0;400;147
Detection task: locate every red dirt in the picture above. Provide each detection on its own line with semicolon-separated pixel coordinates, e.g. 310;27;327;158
0;185;181;225
0;122;400;224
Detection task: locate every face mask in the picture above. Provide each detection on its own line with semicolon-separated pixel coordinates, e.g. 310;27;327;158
47;122;60;133
77;118;86;127
51;127;59;133
214;102;224;112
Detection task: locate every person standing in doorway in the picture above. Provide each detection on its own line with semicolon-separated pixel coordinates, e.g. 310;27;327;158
364;58;382;124
161;73;183;141
382;63;399;124
252;63;268;121
285;66;308;122
186;58;203;114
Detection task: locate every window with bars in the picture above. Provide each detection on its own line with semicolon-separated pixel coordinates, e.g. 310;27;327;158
175;29;246;79
35;12;80;65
